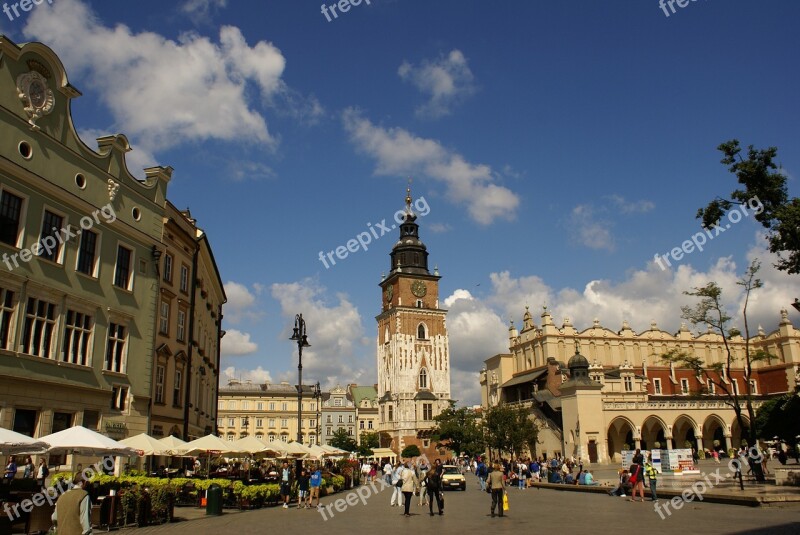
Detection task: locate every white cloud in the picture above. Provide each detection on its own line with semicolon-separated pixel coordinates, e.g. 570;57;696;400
222;329;258;356
222;365;272;385
223;281;263;324
428;222;452;233
443;289;508;405
25;0;285;156
608;194;656;214
342;109;520;225
569;204;615;251
398;49;476;119
486;236;800;338
181;0;227;24
270;279;372;387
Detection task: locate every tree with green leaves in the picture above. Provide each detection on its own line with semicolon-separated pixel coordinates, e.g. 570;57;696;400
400;445;421;459
697;139;800;274
433;402;486;457
754;391;800;457
358;431;379;457
483;403;539;459
329;428;358;452
661;260;773;458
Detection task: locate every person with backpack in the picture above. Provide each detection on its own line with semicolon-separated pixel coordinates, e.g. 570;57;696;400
476;458;488;491
424;459;444;516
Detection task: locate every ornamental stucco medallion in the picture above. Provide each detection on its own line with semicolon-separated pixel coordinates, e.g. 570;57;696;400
17;71;55;131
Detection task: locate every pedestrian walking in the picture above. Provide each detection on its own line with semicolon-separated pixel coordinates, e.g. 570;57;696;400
487;462;506;518
279;461;293;509
424;459;444;516
476;458;488;491
309;465;322;510
390;462;404;507
401;462;418;517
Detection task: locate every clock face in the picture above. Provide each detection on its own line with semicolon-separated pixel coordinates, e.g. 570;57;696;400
29;80;46;108
411;280;427;298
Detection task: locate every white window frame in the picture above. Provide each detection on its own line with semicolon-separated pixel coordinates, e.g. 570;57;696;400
0;186;27;249
38;205;68;265
749;379;757;395
707;379;715;395
159;300;170;334
75;228;100;278
0;286;17;351
155;364;165;404
653;378;662;394
163;254;173;283
62;308;93;366
623;376;633;392
179;264;189;293
680;378;689;395
177;309;186;341
173;369;183;407
113;242;135;291
419;368;428;389
111;385;129;411
22;295;57;359
104;320;128;373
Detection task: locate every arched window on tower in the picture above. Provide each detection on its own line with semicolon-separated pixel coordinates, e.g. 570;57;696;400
419;368;428;389
417;323;427;339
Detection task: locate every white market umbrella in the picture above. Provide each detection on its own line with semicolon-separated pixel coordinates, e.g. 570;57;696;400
280;441;310;459
39;426;138;457
39;425;138;474
158;435;187;451
308;444;332;459
119;433;172;456
0;427;49;455
178;434;234;456
230;436;284;457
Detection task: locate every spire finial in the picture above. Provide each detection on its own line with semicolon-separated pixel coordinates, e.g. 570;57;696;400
405;178;413;212
574;338;580;355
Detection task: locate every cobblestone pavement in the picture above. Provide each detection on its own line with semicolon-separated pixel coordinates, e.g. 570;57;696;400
131;474;799;535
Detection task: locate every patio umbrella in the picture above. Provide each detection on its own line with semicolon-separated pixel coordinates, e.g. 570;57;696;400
38;425;138;474
230;436;285;457
282;441;311;459
39;426;138;457
178;434;234;456
119;433;173;456
158;435;187;452
0;427;49;456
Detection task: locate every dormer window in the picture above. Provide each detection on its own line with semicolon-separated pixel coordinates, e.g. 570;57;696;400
416;300;423;308
419;368;428;389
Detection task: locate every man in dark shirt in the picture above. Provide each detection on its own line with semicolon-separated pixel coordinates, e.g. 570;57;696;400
297;468;310;509
425;459;444;516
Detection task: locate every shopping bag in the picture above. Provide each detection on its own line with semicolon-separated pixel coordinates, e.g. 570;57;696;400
502;493;509;511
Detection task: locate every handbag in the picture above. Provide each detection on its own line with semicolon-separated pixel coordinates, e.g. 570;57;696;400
502;493;509;511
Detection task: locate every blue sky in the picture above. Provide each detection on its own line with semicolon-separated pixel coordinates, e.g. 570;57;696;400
4;0;799;405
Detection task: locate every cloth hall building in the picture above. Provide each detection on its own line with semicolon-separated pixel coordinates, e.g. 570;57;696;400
480;306;800;464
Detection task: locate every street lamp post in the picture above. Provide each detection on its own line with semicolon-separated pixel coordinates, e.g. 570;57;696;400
290;314;310;476
312;382;322;445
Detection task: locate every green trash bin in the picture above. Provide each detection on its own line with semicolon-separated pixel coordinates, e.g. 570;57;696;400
206;484;223;516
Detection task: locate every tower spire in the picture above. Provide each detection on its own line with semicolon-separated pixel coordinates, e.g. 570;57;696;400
405;178;413;214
